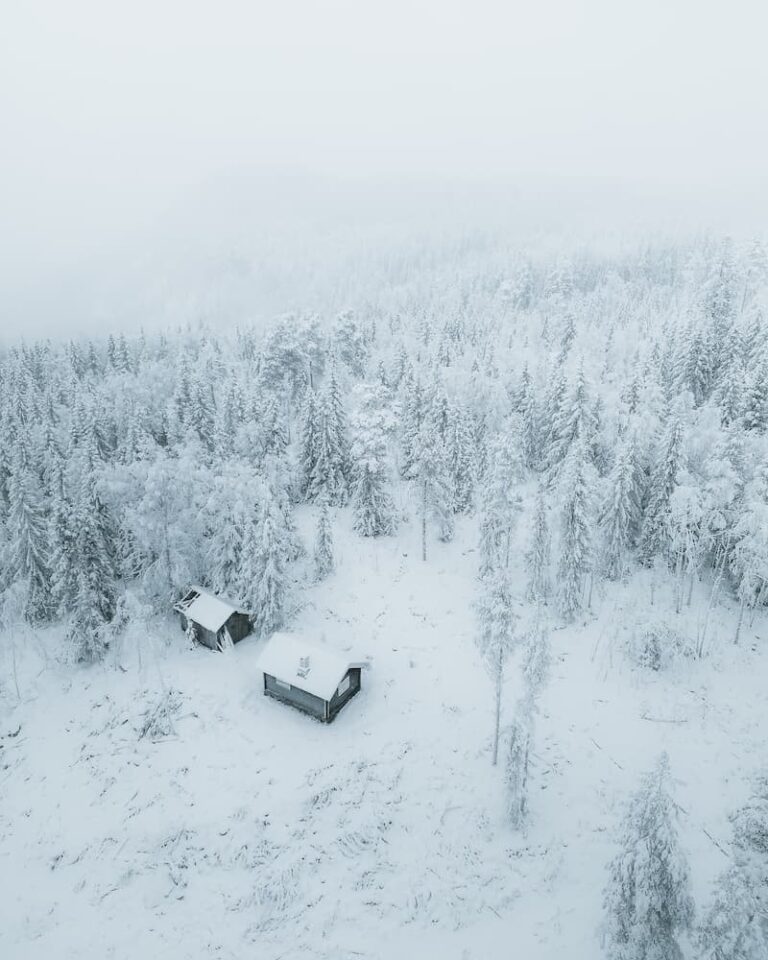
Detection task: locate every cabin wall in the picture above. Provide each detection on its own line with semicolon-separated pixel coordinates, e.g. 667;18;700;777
179;615;216;648
198;627;219;650
264;674;327;720
327;668;361;721
225;613;252;644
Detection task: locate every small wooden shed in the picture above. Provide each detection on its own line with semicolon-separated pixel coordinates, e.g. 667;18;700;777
173;586;251;651
257;633;361;722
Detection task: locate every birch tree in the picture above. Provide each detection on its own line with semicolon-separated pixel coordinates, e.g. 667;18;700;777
475;565;518;765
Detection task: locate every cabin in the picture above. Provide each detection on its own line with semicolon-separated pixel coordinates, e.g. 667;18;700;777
173;586;251;651
257;633;362;722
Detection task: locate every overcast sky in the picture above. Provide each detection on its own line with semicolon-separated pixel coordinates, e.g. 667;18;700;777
2;0;768;337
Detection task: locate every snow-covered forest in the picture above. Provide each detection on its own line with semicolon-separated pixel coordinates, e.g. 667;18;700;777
1;234;768;958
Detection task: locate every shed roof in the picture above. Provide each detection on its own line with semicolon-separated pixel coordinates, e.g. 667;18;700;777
174;586;248;634
257;633;353;702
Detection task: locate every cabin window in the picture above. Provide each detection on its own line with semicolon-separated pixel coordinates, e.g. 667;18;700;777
337;675;350;696
275;678;291;691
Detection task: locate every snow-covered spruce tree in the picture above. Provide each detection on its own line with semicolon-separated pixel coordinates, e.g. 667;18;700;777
602;752;695;960
545;257;575;306
412;416;454;561
307;370;351;506
256;393;289;461
249;493;292;639
683;325;714;408
313;498;335;581
505;701;532;830
479;427;525;577
48;458;78;617
730;466;768;641
742;361;768;433
446;403;477;514
398;372;425;479
729;769;768;923
326;362;352;471
424;379;451;445
740;308;768;371
65;509;113;659
600;430;643;580
67;567;111;663
518;365;542;470
475;564;519;766
546;361;596;474
525;482;551;603
168;353;192;443
4;445;52;623
114;333;132;374
299;384;320;498
66;453;119;661
350;384;397;537
391;343;411;390
332;310;368;378
541;365;567;466
702;241;737;381
638;408;685;566
521;622;551;706
712;358;745;427
267;456;305;567
558;309;576;362
696;862;766;960
0;440;11;527
556;437;595;621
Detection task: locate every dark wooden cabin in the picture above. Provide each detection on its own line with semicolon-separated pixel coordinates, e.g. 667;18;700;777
257;633;362;722
173;586;251;651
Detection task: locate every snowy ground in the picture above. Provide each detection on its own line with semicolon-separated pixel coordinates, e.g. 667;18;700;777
1;505;766;959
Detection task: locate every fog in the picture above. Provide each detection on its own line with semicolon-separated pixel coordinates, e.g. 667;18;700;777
2;0;768;340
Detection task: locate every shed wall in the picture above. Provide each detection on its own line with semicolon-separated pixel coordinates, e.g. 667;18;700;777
225;612;252;643
198;627;219;650
179;614;217;649
264;674;327;720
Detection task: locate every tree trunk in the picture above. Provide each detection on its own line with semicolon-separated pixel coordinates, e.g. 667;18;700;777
698;549;726;657
686;563;696;607
492;652;503;766
749;579;767;627
162;498;174;597
421;480;427;562
734;594;746;645
674;548;684;615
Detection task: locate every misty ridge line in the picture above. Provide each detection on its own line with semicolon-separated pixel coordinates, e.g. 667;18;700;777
2;171;765;345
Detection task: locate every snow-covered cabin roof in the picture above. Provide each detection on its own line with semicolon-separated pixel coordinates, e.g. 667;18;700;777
257;633;354;702
173;586;248;634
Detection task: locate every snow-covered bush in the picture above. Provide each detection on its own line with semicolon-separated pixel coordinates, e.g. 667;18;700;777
732;787;768;858
697;862;767;960
625;622;697;671
138;688;183;739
